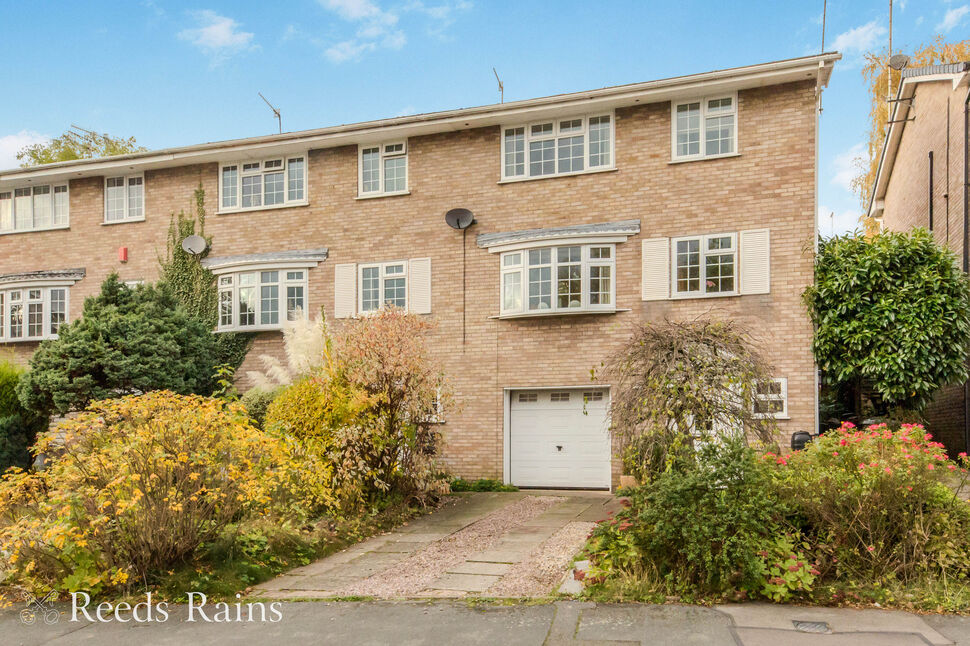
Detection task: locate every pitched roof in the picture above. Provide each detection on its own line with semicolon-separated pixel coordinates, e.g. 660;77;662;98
477;220;641;249
201;248;329;271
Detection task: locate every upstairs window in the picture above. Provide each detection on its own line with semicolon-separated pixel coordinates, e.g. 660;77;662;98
219;156;307;212
216;269;307;332
672;95;737;161
0;286;68;341
502;114;613;181
0;184;69;234
672;233;736;297
104;175;144;223
500;244;614;315
358;142;408;197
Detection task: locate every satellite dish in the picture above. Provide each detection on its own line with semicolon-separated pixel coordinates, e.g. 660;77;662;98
445;208;475;230
181;235;207;256
888;54;910;71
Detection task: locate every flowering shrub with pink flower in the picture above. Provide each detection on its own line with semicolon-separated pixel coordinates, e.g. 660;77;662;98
766;422;970;583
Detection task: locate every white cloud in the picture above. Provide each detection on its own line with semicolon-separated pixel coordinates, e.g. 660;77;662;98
937;5;970;32
830;142;865;193
0;130;49;170
178;10;255;63
317;0;469;62
818;205;863;236
830;20;887;55
916;15;925;25
899;0;908;10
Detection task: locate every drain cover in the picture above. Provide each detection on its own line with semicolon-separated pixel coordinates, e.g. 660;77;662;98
793;620;831;634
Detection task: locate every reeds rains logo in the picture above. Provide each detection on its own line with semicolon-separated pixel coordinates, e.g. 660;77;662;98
20;590;59;625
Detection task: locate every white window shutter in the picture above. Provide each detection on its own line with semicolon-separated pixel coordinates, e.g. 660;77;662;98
641;237;670;301
334;263;357;318
409;257;432;314
739;228;771;295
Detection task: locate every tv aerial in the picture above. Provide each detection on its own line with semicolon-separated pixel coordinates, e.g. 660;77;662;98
259;92;282;134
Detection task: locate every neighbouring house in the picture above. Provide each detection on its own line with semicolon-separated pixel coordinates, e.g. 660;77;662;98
0;53;839;489
868;61;970;455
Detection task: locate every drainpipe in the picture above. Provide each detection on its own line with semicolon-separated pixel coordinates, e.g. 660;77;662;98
962;85;970;450
929;150;934;231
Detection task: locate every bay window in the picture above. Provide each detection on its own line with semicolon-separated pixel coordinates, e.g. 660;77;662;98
216;269;307;331
358;142;408;197
672;233;736;297
0;184;69;234
501;114;613;181
104;175;144;223
500;244;615;315
672;95;737;161
219;155;307;212
0;286;69;341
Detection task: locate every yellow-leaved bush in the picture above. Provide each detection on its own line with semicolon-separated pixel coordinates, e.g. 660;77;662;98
0;391;334;594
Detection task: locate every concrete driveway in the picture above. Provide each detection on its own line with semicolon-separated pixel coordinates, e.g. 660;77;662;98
254;491;619;599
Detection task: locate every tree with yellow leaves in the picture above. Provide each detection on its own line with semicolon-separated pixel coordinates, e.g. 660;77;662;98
855;36;970;234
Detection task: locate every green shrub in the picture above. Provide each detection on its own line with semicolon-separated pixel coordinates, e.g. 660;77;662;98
586;435;816;601
17;275;220;417
0;391;334;595
449;478;517;492
0;359;45;472
239;387;282;429
767;422;970;582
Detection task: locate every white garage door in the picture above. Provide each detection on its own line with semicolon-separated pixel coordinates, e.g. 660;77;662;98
509;388;611;489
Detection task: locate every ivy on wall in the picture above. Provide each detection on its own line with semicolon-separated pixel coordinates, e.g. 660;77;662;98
158;184;253;370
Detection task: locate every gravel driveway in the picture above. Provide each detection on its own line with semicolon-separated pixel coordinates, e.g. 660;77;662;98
253;491;619;599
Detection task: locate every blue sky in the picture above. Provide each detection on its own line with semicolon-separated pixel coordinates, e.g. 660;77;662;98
1;0;968;235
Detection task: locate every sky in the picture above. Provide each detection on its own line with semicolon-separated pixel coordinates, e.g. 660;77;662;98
0;0;967;236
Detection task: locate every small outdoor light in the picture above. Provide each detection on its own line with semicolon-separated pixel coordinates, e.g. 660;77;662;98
790;430;813;451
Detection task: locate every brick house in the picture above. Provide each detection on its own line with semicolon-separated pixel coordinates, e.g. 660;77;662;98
868;62;970;454
0;53;838;489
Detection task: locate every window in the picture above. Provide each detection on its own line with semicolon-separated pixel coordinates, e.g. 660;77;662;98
672;233;736;296
754;378;788;418
219;156;307;212
0;184;69;234
501;114;613;181
0;286;68;341
215;269;307;331
550;392;570;402
359;262;407;312
517;392;537;403
672;95;737;161
104;175;144;222
500;244;615;315
358;142;408;196
583;391;604;402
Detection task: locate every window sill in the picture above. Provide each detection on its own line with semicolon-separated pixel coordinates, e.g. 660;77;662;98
668;152;741;165
755;415;790;421
102;217;146;226
355;190;411;200
490;307;629;320
498;166;617;184
217;200;309;216
0;224;70;236
215;325;286;334
0;336;55;343
670;291;739;301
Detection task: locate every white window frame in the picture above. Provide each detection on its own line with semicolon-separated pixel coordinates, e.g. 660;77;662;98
671;232;737;298
500;112;615;182
0;183;70;235
214;267;309;332
357;141;408;198
754;377;788;419
0;284;70;342
103;174;145;224
358;261;408;313
670;93;738;162
218;154;308;214
499;243;616;316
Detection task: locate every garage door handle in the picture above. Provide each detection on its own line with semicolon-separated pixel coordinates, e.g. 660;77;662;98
556;445;563;451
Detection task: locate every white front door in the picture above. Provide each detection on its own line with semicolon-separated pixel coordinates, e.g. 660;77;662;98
509;388;611;489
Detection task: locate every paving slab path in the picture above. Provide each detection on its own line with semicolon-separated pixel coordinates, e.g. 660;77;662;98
252;491;618;599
